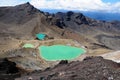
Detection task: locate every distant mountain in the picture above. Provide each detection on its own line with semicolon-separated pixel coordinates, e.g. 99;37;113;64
82;11;120;21
48;11;120;50
41;9;120;21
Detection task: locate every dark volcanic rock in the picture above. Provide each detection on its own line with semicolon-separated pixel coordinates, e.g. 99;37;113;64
16;57;120;80
51;11;120;34
58;60;68;65
0;58;20;80
52;11;89;29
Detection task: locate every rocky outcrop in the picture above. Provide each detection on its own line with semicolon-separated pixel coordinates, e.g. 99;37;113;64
0;58;20;80
16;57;120;80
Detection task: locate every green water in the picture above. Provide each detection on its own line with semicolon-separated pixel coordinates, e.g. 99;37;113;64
38;45;86;61
36;33;46;40
23;44;34;48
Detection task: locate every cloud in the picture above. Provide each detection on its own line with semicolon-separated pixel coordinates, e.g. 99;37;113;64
30;0;120;13
0;0;119;13
0;0;28;6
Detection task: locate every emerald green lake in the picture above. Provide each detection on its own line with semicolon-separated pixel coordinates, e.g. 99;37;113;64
36;33;46;40
23;44;34;48
38;45;86;61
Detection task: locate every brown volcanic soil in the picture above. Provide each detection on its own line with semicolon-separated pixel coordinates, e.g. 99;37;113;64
16;56;120;80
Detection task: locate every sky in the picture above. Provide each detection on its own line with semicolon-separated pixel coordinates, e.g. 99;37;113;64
0;0;120;13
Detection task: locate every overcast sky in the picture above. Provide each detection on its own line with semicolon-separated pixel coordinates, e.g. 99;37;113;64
0;0;120;13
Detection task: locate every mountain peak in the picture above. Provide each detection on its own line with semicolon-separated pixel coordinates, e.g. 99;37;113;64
26;2;30;5
15;2;34;9
0;2;41;24
22;2;33;7
14;2;40;14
